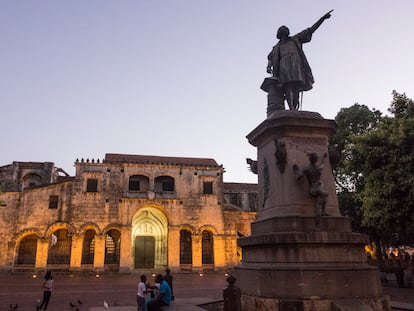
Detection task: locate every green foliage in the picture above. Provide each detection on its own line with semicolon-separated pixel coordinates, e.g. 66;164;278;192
331;103;383;192
332;91;414;248
329;103;383;229
356;92;414;246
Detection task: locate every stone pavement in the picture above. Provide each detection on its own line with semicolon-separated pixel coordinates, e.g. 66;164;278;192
0;271;226;311
0;271;413;311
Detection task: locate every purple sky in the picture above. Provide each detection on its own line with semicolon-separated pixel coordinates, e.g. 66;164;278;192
2;1;414;183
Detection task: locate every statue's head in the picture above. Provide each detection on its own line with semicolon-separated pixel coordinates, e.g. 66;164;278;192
277;26;290;39
307;152;318;164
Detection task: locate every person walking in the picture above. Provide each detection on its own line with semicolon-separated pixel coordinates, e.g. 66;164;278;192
39;271;54;310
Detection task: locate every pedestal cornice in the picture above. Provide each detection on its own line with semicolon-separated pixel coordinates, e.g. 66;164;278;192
247;110;337;147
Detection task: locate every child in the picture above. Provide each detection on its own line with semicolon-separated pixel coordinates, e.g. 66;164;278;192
137;275;147;311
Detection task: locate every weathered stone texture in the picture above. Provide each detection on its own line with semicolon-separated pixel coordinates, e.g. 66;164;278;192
0;154;257;272
235;111;389;310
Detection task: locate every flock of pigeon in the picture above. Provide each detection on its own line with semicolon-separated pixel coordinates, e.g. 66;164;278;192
8;297;112;310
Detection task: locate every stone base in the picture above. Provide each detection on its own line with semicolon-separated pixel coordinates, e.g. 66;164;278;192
241;112;390;310
234;215;390;310
233;264;382;299
251;216;352;234
241;294;390;311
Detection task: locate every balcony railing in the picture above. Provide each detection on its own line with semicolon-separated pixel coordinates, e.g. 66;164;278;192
123;190;177;199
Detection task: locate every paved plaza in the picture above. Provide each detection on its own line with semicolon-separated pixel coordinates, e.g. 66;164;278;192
0;271;226;311
0;271;413;311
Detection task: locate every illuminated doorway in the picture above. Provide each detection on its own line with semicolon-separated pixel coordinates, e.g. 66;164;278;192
132;207;168;269
135;236;155;268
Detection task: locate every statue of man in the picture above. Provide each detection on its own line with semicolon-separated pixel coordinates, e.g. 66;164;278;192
266;10;333;110
293;152;329;216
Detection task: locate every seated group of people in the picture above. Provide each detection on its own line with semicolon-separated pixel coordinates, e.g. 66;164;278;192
137;269;173;311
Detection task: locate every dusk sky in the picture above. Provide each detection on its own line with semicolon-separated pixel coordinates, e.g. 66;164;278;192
2;1;414;183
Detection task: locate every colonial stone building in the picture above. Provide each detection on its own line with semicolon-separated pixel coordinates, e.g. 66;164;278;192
0;153;257;273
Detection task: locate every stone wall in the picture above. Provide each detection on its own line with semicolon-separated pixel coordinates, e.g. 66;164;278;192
0;155;257;273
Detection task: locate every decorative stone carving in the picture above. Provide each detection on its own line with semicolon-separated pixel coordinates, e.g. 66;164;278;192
274;139;287;173
293;152;329;216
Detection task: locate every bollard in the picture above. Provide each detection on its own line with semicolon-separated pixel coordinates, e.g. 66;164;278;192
223;275;242;311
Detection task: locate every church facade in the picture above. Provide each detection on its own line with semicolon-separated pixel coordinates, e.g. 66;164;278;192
0;153;257;273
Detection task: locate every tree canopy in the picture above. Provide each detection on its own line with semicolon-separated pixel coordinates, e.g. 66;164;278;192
331;91;414;253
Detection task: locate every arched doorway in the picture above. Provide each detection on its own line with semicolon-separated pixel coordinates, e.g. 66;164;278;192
81;229;96;265
180;229;192;270
105;229;121;266
132;207;168;269
202;230;214;270
15;233;38;266
47;229;72;267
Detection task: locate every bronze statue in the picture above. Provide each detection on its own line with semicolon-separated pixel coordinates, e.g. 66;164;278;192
274;139;287;173
293;152;329;216
266;10;333;110
246;158;258;175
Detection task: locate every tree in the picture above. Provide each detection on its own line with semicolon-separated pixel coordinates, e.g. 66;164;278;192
329;103;383;231
331;92;414;256
357;92;414;249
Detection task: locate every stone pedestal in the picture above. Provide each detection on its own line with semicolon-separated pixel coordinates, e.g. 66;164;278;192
233;111;389;311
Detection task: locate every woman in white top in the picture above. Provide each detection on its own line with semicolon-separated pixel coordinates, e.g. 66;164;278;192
39;271;54;310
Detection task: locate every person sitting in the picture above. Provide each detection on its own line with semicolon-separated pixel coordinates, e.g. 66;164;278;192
147;274;172;311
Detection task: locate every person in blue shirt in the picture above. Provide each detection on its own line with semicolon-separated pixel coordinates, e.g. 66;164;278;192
147;274;172;311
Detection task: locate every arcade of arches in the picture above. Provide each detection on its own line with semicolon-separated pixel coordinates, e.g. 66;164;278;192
1;156;257;273
13;206;218;272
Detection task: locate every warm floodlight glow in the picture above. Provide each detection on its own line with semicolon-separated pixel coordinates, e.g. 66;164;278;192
152;273;156;277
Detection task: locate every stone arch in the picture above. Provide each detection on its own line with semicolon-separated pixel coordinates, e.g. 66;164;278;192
179;223;196;232
22;173;42;190
14;229;42;266
102;223;123;235
103;227;121;266
79;222;101;235
45;222;75;266
14;228;42;242
179;228;193;266
198;224;218;235
45;221;76;237
154;175;175;192
201;229;215;267
81;228;97;265
128;174;150;191
132;205;169;269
